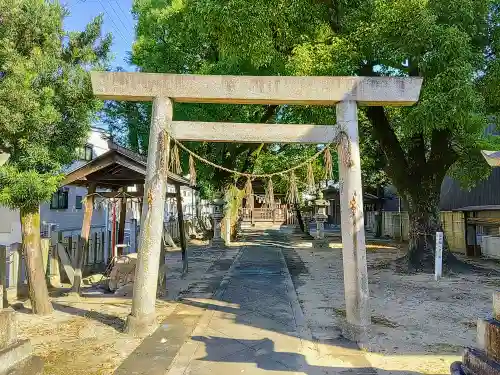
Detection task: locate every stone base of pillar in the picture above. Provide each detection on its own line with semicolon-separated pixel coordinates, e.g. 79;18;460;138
339;320;368;343
0;309;43;375
0;340;43;375
210;237;227;248
66;291;83;300
124;312;158;337
312;239;329;249
48;276;61;289
461;347;500;375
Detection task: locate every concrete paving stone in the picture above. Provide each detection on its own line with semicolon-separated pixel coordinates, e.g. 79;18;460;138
185;346;300;375
190;328;250;361
220;285;291;309
207;319;303;354
240;299;296;323
213;308;297;334
236;302;298;328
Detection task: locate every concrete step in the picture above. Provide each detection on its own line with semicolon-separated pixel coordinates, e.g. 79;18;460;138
2;355;43;375
0;340;42;375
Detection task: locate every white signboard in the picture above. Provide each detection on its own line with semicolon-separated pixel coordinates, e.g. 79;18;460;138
435;232;444;280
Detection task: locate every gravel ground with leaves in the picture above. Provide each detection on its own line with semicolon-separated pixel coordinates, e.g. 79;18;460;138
282;235;499;375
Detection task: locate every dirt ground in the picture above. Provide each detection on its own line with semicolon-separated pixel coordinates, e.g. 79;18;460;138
283;235;499;374
8;234;498;375
11;240;239;375
15;295;175;375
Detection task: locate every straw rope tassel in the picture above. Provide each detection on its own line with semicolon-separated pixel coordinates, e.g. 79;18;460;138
337;131;353;168
189;154;197;187
286;171;299;204
306;162;315;193
323;146;333;181
170;143;182;175
244;177;254;209
265;177;275;209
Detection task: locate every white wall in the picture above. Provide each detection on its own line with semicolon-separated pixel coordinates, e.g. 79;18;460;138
164;185;198;221
0;207;21;245
0;128;111;246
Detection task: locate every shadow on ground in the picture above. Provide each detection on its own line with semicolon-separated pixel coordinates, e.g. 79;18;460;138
191;335;431;375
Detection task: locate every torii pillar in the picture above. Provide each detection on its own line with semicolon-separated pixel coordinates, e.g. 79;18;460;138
126;97;171;336
336;100;370;339
90;72;422;339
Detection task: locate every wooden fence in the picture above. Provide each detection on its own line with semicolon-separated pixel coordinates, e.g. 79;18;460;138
239;208;297;226
1;226;109;292
365;211;466;253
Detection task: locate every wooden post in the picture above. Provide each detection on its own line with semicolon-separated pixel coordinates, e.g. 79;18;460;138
12;243;22;299
175;184;188;274
93;232;98;267
111;200;117;259
435;231;443;280
41;239;49;278
225;215;231;246
118;190;127;251
0;245;7;308
48;231;61;288
138;184;144;222
71;183;96;294
336;100;370;341
126;97;171;337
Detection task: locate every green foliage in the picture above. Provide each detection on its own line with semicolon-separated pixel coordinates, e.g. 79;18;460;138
0;0;111;211
105;0;500;207
0;166;61;211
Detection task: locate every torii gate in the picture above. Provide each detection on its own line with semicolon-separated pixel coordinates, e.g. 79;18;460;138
91;72;423;340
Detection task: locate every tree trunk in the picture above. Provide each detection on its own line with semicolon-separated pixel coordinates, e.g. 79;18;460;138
375;186;383;238
295;205;305;233
404;188;457;273
375;210;383;238
20;207;53;315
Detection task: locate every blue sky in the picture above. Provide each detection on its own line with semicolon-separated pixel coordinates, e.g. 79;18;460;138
63;0;135;70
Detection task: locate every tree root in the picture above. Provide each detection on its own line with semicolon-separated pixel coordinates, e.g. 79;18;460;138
390;253;499;276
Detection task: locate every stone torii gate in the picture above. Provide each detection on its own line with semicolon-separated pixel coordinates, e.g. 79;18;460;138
91;72;423;340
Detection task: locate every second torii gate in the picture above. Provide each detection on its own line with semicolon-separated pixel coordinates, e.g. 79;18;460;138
91;72;423;340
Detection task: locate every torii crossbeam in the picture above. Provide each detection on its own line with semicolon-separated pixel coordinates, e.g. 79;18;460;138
91;72;423;341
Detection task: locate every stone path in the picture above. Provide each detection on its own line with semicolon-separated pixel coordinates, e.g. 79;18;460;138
116;230;428;375
163;231;378;375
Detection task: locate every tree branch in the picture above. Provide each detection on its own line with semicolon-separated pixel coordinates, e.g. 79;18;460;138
323;0;341;33
366;106;412;193
407;133;427;178
260;105;278;123
428;129;458;181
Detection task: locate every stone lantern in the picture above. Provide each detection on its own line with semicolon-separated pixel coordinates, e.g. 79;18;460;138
314;191;329;247
210;196;226;246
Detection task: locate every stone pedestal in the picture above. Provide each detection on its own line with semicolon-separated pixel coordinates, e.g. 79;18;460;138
0;309;43;375
210;198;226;247
313;192;329;248
456;291;500;375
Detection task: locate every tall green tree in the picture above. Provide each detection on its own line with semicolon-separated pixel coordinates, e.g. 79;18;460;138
0;0;111;313
126;0;500;271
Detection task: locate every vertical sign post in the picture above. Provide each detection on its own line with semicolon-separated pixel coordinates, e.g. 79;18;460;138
435;231;444;281
225;216;231;246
